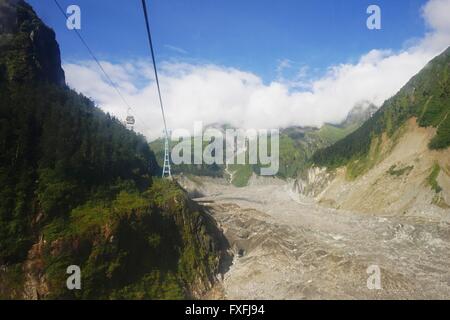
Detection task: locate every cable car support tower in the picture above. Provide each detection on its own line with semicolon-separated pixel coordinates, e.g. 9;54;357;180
141;0;171;178
162;130;172;178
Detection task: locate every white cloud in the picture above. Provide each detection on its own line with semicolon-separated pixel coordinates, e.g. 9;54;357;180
276;58;293;77
422;0;450;33
63;0;450;141
164;44;188;54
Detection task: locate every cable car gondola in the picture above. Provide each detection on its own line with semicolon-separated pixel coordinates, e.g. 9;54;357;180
126;115;135;126
125;108;135;130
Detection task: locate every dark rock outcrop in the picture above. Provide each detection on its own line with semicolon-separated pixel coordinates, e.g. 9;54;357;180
0;0;65;86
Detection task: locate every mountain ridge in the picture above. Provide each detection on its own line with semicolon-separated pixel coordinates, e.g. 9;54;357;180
313;46;450;172
293;47;450;214
149;101;377;186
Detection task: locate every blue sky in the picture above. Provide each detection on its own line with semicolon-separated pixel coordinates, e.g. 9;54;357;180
29;0;428;83
25;0;449;138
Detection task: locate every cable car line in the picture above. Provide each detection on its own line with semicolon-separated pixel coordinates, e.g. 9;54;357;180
53;0;172;177
53;0;137;129
141;0;172;178
140;0;169;141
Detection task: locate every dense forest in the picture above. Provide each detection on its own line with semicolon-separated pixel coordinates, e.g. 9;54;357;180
313;47;450;172
0;0;226;299
0;82;158;263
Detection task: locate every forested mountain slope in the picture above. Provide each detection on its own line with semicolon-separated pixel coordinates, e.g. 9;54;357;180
0;0;227;299
313;47;450;174
294;47;450;214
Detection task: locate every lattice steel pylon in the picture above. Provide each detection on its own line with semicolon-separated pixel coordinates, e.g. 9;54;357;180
162;132;172;178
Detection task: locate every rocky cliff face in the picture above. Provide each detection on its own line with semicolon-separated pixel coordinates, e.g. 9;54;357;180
19;181;230;300
291;167;334;198
0;0;65;86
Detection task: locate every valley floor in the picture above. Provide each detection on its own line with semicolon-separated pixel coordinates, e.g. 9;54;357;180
189;178;450;299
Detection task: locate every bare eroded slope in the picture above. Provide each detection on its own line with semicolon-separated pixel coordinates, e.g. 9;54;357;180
296;118;450;216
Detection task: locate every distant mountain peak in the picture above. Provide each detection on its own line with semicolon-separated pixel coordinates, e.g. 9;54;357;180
341;100;378;127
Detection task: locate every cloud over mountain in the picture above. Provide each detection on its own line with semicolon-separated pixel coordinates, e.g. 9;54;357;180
63;0;450;140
